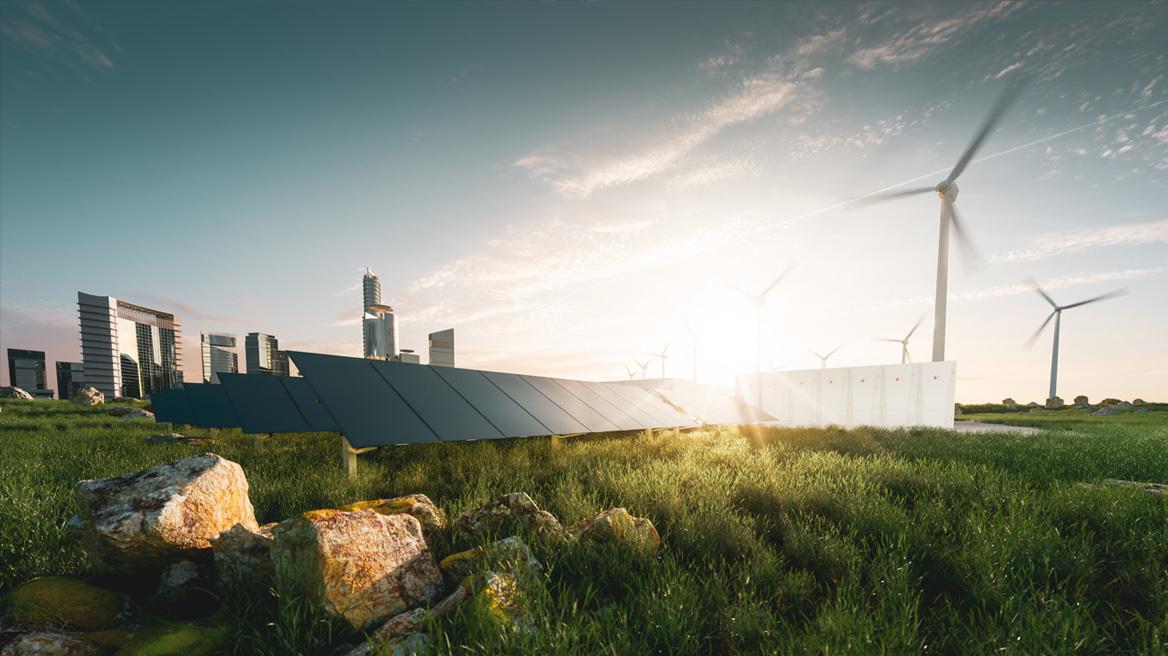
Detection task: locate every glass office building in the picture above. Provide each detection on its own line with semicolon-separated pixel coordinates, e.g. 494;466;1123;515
56;361;85;400
245;333;289;376
78;293;183;399
428;328;455;367
8;349;47;392
201;332;238;384
362;269;398;360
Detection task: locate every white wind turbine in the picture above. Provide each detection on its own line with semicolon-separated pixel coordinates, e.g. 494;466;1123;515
624;363;638;380
635;359;651;380
683;319;700;383
861;77;1027;362
1024;279;1127;400
809;345;843;370
767;359;790;372
733;265;795;384
875;315;926;364
650;341;670;379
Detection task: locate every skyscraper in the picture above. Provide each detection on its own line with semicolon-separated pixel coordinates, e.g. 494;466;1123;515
428;328;455;367
362;269;397;360
201;332;238;384
78;292;183;399
245;333;289;376
8;349;46;392
56;362;85;400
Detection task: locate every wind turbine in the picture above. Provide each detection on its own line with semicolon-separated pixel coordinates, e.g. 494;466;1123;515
624;363;638;380
767;359;790;372
875;315;926;364
861;77;1027;362
733;265;795;384
809;345;843;370
1024;279;1127;400
650;341;670;379
683;319;700;383
635;359;650;380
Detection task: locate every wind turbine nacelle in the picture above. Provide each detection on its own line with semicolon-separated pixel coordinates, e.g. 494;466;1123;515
934;181;959;203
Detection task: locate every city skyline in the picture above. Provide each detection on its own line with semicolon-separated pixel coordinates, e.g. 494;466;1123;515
2;2;1166;402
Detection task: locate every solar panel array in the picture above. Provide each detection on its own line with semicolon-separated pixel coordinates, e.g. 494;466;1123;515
219;373;339;433
149;389;197;426
183;383;242;429
656;387;777;426
288;351;699;449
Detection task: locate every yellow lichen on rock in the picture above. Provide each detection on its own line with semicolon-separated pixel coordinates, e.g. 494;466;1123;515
569;508;661;554
336;494;446;534
10;576;125;632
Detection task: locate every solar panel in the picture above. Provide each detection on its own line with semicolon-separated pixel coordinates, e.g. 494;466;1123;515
657;388;776;425
288;351;440;449
149;391;174;424
479;371;589;436
164;389;198;426
559;379;644;431
605;384;691;428
583;381;670;429
219;374;313;434
370;360;505;441
184;383;242;429
429;366;550;437
520;376;621;433
280;377;339;432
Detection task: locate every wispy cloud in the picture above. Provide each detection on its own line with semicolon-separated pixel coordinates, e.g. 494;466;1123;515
0;1;122;81
848;2;1022;69
989;218;1168;264
132;294;254;326
0;298;76;328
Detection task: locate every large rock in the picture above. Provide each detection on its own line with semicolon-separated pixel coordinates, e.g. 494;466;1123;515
1000;398;1016;405
569;507;661;554
1133;398;1146;405
0;631;101;656
9;576;125;631
438;536;542;588
336;494;446;534
121;409;155;420
1115;401;1132;408
65;454;258;574
1;386;34;400
454;492;568;542
1100;398;1121;406
1044;396;1065;410
70;387;104;406
1091;407;1117;416
209;522;277;589
271;509;443;630
107;407;135;417
1073;395;1089;406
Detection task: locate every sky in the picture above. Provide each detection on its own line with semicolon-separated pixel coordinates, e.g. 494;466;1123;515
1;1;1166;404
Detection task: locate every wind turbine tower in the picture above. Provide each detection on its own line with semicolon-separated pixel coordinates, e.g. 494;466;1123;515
1025;279;1127;399
734;265;794;392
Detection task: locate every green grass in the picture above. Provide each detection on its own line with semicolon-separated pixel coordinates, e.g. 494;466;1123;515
2;398;1166;654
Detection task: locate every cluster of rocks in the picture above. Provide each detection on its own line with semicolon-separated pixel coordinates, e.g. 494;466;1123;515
4;454;660;655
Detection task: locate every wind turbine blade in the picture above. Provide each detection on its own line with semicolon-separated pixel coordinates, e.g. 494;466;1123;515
758;264;796;299
1026;278;1059;309
905;314;926;340
874;338;902;342
662;340;671;356
947;76;1028;183
625;363;633;376
729;282;756;301
826;344;843;359
851;187;936;206
808;349;823;360
1061;288;1129;310
1023;311;1056;349
947;202;985;272
683;318;695;338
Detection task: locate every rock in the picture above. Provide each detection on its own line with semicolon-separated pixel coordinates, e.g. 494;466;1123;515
1000;398;1015;405
568;508;661;554
346;632;432;656
121;409;155;420
438;536;542;588
1091;407;1117;416
150;560;216;615
1029;407;1042;413
70;387;104;406
9;577;125;631
461;571;526;631
336;494;446;534
1135;408;1150;413
953;403;963;415
0;631;101;656
113;621;230;656
1100;398;1121;406
1;386;34;400
1073;395;1089;406
1044;396;1065;410
209;522;276;589
1115;401;1132;408
111;397;140;403
1133;398;1146;405
144;434;214;446
353;588;468;654
107;407;135;417
65;453;258;575
271;509;443;630
454;492;568;543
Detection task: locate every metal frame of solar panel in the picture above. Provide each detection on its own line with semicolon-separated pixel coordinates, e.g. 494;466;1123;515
287;351;698;474
183;383;242;430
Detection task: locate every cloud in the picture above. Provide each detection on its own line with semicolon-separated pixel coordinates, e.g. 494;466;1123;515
131;293;255;326
0;1;122;81
848;2;1022;69
989;218;1168;264
0;298;76;328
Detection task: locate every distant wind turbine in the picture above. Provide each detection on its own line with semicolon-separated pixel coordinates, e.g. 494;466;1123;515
683;319;700;383
624;363;638;380
650;341;670;379
1024;279;1127;399
860;77;1028;362
733;265;795;386
809;345;843;370
875;315;926;364
635;359;651;380
767;359;790;372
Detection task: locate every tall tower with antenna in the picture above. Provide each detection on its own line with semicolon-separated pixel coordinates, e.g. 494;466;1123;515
362;268;397;360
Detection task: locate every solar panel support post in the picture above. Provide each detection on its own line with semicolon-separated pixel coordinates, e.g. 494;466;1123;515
644;429;652;439
253;433;269;454
209;427;218;438
341;435;377;477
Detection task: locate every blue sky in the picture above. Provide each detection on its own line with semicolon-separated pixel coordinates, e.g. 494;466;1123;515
2;1;1165;403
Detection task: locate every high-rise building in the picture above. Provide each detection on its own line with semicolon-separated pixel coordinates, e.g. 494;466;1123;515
8;349;47;392
56;361;85;400
361;269;397;360
245;333;289;376
201;332;238;384
78;292;183;399
428;328;455;368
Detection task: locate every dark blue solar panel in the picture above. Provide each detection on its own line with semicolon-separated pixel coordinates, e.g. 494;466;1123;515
580;381;663;429
370;360;505;441
149;392;173;424
219;373;312;434
520;376;620;433
288;351;439;448
479;371;588;436
429;366;551;437
557;379;642;431
184;383;242;429
165;389;197;426
280;377;339;432
606;384;690;427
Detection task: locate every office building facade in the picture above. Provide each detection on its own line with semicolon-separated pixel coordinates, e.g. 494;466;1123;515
78;292;183;399
428;328;455;367
362;269;398;360
245;333;289;376
201;332;238;384
8;349;47;393
56;361;85;400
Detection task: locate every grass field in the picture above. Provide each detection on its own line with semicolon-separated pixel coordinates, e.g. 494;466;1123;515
2;398;1166;655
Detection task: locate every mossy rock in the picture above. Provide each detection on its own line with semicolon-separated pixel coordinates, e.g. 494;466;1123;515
10;576;125;631
113;621;230;656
